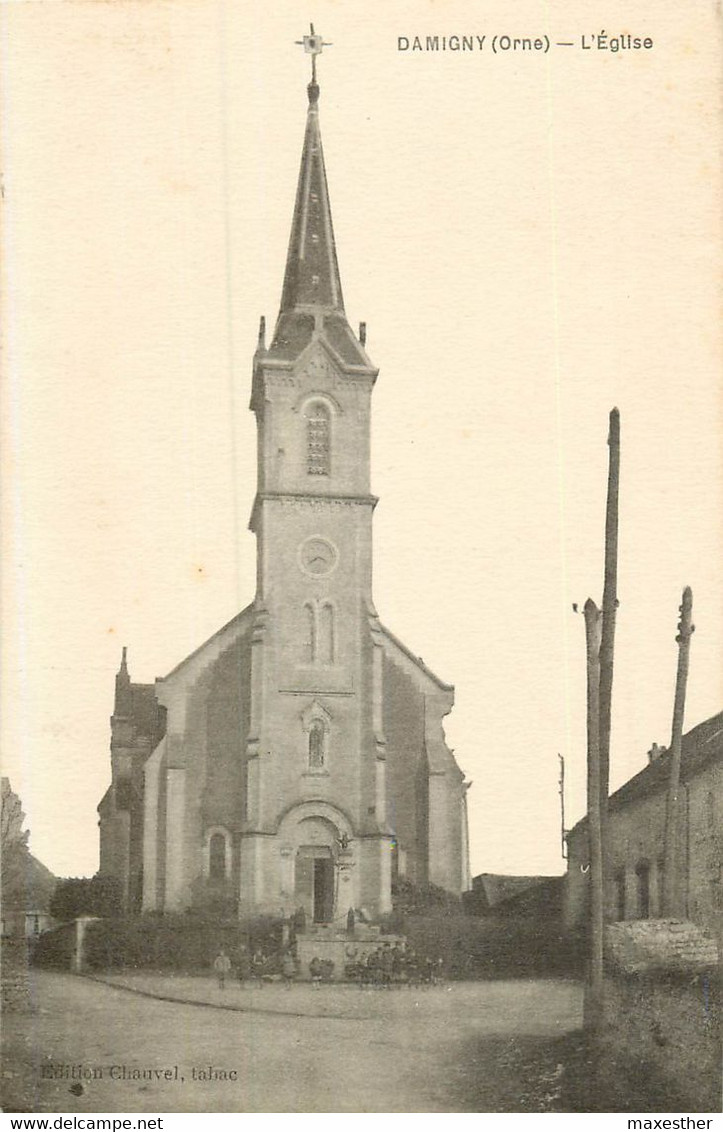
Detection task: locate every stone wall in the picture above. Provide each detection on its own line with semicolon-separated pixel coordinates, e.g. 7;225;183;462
602;920;721;1111
1;939;30;1012
606;917;718;975
602;974;720;1111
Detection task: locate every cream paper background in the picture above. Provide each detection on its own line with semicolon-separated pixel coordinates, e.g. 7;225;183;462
1;1;721;885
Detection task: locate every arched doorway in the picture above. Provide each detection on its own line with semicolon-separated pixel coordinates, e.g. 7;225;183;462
277;802;356;924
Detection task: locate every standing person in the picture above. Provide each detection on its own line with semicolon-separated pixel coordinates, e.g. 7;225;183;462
405;946;419;989
391;943;404;988
251;949;265;985
237;944;251;989
381;942;394;989
293;906;306;935
281;949;297;989
213;948;231;990
435;956;444;986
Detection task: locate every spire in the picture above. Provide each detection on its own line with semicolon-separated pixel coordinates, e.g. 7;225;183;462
266;30;375;371
279;27;343;315
114;646;132;717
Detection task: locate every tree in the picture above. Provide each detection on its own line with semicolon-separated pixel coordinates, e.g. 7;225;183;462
49;875;123;922
1;778;31;911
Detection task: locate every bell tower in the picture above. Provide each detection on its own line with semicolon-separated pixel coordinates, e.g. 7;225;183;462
241;31;392;918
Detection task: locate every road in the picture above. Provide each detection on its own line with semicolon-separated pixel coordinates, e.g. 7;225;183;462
2;972;584;1112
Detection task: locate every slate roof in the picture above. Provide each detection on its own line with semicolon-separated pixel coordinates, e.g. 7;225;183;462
569;710;723;835
267;80;370;370
278;82;344;315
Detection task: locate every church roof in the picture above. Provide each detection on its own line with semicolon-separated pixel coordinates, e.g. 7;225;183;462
158;603;255;682
266;76;371;370
379;623;454;694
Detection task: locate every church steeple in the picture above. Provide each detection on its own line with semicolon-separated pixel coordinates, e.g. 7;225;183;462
266;29;372;369
279;77;344;315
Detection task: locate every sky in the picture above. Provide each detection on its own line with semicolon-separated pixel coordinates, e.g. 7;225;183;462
1;0;721;882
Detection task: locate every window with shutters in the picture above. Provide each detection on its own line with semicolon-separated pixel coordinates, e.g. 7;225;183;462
307;402;330;476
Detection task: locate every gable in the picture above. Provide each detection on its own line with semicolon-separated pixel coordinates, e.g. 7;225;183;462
379;623;454;701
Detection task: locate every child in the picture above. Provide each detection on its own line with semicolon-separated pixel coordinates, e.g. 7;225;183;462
213;948;231;990
281;949;297;988
309;956;323;989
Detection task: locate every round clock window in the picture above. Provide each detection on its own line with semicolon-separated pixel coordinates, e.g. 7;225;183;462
298;537;338;577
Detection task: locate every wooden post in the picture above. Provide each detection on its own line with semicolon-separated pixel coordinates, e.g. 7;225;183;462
584;598;604;1033
662;587;694;918
598;408;620;892
558;753;567;860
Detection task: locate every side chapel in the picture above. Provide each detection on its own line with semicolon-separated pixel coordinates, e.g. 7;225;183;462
98;34;471;923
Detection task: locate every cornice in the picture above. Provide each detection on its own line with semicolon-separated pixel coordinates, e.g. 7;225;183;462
249;490;378;532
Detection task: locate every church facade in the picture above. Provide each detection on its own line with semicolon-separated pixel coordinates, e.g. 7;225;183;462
98;55;470;923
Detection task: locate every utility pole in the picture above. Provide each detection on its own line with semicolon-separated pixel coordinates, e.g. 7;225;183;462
598;408;620;887
584;598;604;1033
558;753;567;859
662;587;694;917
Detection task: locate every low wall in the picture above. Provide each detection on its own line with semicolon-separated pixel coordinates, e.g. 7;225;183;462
602;921;721;1111
602;974;720;1111
0;938;30;1012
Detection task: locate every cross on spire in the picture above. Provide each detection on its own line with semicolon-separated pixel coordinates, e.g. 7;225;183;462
269;19;373;367
294;23;332;87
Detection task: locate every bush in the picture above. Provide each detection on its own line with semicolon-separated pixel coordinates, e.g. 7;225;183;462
189;875;238;920
397;914;584;979
31;923;77;970
81;914;285;973
50;875;123;921
389;878;462;920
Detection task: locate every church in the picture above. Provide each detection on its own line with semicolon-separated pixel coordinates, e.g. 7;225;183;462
98;34;471;924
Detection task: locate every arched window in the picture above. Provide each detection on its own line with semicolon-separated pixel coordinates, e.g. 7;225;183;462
307;402;330;476
318;602;334;664
302;601;335;665
303;602;316;664
308;721;325;770
209;832;227;882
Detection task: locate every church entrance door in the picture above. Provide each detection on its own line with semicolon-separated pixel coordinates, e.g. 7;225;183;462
295;846;335;923
313;857;334;923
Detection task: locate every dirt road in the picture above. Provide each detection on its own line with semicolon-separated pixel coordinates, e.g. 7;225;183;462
3;972;585;1112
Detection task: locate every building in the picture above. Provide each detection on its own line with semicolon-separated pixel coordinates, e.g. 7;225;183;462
0;779;57;940
465;873;564;919
98;48;471;923
564;711;723;940
0;851;56;941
